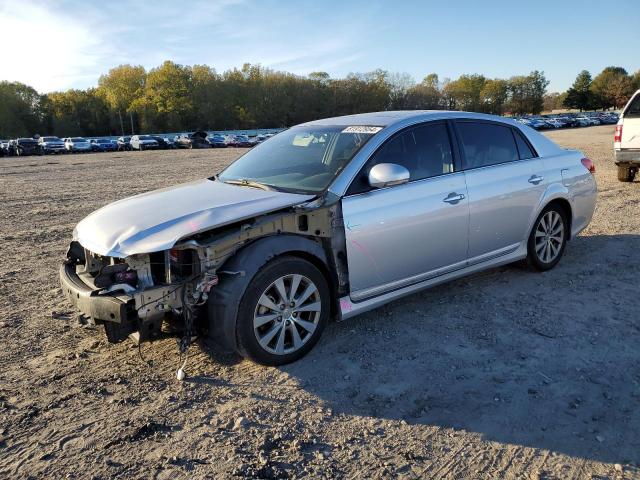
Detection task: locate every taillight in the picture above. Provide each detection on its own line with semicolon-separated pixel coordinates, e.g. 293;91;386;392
581;157;596;174
614;125;623;143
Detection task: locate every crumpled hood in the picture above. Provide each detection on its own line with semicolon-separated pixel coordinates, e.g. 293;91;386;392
74;178;314;257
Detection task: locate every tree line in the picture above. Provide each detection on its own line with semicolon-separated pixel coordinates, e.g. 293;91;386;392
1;62;638;138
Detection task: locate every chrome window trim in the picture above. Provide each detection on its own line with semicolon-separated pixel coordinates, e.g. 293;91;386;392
450;119;540;172
328;112;526;198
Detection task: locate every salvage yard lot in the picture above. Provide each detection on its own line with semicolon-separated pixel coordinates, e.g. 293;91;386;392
1;125;639;478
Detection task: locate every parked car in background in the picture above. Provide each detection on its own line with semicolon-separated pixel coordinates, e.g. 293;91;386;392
38;136;66;154
64;137;92;153
9;138;40;156
207;134;228;148
90;138;118;152
0;140;7;157
150;136;174;149
59;111;596;365
117;136;132;151
130;135;159;151
226;134;254;147
175;131;210;149
614;89;640;182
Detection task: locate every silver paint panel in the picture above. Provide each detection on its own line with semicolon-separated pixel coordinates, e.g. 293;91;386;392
463;158;546;259
342;172;469;299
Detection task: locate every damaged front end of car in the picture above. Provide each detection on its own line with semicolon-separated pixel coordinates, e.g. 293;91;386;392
59;197;348;349
60;239;217;344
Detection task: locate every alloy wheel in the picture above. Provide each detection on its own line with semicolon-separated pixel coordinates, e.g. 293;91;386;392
253;274;321;355
534;211;564;264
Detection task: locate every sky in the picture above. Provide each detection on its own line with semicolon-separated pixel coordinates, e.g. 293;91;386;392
0;0;638;94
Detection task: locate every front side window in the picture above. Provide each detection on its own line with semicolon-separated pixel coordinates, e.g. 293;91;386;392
456;122;519;169
219;125;379;193
348;122;454;195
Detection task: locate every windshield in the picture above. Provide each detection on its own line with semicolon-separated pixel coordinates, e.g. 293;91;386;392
218;125;380;193
71;137;86;142
139;135;154;140
43;136;61;141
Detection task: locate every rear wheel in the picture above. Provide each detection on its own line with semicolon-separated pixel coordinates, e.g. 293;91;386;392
526;205;568;271
235;256;330;366
618;165;636;182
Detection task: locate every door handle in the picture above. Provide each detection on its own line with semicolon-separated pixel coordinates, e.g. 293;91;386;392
528;175;544;185
443;192;465;204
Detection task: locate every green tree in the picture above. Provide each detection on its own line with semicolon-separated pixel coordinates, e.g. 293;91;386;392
405;74;441;109
43;88;111;136
591;67;634;109
508;71;549;115
444;74;486;111
0;81;44;137
544;92;566;112
97;65;146;135
632;70;640;91
134;61;193;132
480;79;508;114
562;70;593;111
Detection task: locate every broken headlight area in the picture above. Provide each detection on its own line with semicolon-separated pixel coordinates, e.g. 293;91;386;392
62;241;214;345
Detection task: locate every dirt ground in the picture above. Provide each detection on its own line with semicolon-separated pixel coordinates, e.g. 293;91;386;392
1;125;639;479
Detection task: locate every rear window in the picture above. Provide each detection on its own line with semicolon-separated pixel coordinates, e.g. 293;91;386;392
513;130;536;159
624;93;640;118
456;122;519;169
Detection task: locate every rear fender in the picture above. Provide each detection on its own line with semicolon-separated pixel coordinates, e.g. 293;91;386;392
529;183;573;239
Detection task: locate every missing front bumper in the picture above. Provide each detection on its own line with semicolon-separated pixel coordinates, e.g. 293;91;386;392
59;263;172;343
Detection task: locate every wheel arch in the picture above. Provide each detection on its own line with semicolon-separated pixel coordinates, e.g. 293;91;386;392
207;234;338;351
532;184;574;240
544;198;573;238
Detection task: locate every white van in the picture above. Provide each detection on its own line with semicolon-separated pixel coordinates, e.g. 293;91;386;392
615;89;640;182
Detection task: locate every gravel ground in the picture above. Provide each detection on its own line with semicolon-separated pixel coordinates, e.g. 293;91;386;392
1;126;639;479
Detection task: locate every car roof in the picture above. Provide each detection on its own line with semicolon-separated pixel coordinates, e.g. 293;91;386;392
298;110;522;128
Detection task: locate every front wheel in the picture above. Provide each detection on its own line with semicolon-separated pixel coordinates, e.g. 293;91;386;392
526;205;568;271
235;256;330;366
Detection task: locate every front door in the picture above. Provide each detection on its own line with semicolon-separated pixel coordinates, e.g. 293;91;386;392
341;121;470;301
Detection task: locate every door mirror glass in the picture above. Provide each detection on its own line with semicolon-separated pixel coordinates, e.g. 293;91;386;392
368;163;410;189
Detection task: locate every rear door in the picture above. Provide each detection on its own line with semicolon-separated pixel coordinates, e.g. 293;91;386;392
455;120;546;263
342;121;469;300
621;92;640;150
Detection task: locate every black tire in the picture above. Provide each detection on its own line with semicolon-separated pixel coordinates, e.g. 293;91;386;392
618;165;635;182
526;204;568;271
234;256;330;366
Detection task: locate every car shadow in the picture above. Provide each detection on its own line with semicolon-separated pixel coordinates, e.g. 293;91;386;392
262;233;640;465
198;234;640;464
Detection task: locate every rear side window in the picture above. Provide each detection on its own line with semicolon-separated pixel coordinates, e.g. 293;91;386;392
625;94;640;118
347;122;454;195
456;122;519;169
513;129;536;159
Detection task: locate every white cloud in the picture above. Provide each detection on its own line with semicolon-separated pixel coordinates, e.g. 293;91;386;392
0;0;113;92
0;0;381;92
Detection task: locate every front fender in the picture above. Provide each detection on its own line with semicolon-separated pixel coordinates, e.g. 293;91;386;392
207;234;329;351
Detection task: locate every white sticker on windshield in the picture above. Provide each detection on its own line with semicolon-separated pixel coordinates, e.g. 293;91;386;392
342;126;383;134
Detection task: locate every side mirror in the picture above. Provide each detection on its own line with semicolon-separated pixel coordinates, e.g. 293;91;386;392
368;163;410;189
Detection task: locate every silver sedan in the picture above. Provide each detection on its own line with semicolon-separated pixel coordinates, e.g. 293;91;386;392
61;111;597;367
